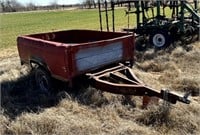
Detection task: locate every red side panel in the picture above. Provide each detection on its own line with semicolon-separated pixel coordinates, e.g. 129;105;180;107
17;36;70;81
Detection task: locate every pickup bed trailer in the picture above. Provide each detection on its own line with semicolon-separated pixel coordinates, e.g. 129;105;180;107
17;30;134;82
17;29;190;106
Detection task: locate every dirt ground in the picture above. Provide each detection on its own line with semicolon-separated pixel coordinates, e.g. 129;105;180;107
0;42;200;135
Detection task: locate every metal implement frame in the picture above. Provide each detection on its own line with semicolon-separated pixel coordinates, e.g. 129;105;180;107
98;0;200;44
87;64;190;104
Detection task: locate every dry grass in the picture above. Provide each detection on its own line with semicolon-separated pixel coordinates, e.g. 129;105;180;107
0;47;18;60
0;42;200;135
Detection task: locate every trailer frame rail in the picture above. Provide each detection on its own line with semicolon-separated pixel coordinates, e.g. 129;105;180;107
87;64;190;105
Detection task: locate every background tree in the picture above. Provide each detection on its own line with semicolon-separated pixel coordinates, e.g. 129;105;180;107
83;0;97;9
0;0;23;12
50;0;58;9
26;2;36;11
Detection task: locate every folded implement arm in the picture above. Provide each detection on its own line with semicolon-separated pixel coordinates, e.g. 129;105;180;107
87;64;190;104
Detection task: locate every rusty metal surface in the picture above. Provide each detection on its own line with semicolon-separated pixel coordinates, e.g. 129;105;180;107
87;64;190;104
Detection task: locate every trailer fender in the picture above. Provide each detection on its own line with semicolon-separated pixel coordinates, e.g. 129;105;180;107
29;56;50;73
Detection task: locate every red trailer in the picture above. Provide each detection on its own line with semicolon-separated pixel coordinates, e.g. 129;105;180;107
17;30;134;81
17;29;190;106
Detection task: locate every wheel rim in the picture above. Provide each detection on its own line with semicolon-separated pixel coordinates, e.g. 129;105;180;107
152;33;166;47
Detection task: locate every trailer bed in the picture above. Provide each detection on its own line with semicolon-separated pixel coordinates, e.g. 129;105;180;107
17;30;134;81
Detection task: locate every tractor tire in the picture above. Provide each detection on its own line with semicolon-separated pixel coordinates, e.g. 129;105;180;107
149;30;171;48
35;67;52;94
135;36;148;51
181;25;195;44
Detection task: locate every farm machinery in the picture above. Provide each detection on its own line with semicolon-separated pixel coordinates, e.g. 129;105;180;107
98;0;200;50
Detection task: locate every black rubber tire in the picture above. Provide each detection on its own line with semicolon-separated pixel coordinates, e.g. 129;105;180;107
168;25;179;42
35;67;52;94
135;36;148;51
149;30;171;48
181;25;195;44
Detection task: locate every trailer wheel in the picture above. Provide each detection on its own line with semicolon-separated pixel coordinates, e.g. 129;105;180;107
150;31;171;48
35;67;52;94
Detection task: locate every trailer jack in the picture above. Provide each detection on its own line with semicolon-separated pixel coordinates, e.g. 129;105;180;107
87;64;190;106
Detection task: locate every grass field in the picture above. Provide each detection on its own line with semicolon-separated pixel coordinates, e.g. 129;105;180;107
0;8;200;135
0;42;199;135
0;7;175;49
0;8;134;49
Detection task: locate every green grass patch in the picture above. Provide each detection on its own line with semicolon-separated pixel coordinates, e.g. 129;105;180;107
0;8;173;49
0;9;129;49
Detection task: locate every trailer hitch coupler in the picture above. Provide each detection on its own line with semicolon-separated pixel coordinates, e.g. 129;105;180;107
161;89;191;104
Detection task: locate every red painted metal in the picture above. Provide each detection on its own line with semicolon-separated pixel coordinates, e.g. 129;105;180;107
87;64;190;104
17;30;134;81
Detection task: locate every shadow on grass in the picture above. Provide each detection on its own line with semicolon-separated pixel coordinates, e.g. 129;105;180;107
1;72;112;119
1;73;72;119
1;71;134;120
